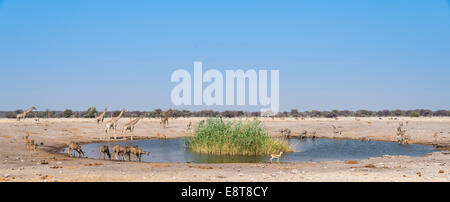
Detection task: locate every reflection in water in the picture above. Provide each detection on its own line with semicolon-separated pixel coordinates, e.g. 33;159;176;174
73;138;436;164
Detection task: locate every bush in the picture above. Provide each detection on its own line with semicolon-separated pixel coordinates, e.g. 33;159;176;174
185;118;293;156
409;111;419;117
6;112;16;119
86;107;97;118
63;109;73;118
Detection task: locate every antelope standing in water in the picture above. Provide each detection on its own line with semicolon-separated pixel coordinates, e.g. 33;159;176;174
128;146;150;162
270;152;283;163
99;145;111;160
68;142;84;158
112;145;130;161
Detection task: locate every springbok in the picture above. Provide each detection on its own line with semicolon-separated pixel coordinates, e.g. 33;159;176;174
270;152;283;163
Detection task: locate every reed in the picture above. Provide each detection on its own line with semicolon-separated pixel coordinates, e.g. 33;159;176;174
185;118;293;155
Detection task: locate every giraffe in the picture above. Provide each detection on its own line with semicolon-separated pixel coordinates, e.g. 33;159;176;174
16;107;37;121
121;116;143;139
186;121;192;131
105;109;125;138
160;109;171;128
95;108;107;126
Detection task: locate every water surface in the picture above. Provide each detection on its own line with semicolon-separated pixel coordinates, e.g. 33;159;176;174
73;138;436;163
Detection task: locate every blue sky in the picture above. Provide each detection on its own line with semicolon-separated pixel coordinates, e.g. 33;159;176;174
0;0;449;111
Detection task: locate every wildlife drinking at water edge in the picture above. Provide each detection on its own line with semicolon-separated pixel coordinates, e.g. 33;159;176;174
1;1;449;186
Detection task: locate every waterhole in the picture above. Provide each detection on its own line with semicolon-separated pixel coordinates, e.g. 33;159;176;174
69;138;436;163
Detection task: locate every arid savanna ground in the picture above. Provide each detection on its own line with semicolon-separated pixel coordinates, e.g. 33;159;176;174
0;117;449;182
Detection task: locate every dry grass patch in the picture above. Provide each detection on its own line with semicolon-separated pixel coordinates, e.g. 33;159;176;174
189;165;214;170
344;160;359;164
364;164;377;168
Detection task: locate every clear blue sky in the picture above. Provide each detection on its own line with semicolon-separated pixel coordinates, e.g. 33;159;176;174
0;0;449;112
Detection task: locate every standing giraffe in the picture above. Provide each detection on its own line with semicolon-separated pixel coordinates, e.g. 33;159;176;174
160;109;171;128
16;107;37;121
105;109;125;137
95;108;107;126
121;116;143;139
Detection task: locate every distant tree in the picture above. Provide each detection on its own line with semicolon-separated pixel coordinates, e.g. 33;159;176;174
392;109;404;116
433;110;449;117
182;110;191;117
325;111;338;118
50;111;57;118
86;107;97;118
6;112;16;119
418;109;432;117
291;109;299;117
15;109;23;115
377;110;391;117
409;111;419;117
310;110;320;117
112;110;122;117
63;109;73;118
355;110;372;117
154;109;163;117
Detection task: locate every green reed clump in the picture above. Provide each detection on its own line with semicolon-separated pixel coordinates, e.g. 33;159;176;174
185;118;293;155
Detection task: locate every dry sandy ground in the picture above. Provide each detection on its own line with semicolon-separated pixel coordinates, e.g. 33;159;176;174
0;117;449;182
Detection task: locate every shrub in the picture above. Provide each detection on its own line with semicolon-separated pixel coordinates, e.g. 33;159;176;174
185;118;293;156
410;111;419;117
86;107;97;118
6;112;16;119
63;109;73;118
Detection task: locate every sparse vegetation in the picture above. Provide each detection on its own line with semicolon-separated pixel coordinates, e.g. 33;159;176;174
63;109;73;118
5;112;16;119
185;118;293;155
0;109;449;118
86;107;97;118
410;111;420;117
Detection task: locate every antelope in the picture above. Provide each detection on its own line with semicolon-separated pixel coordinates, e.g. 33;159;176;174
99;145;111;160
112;145;129;161
27;142;37;152
280;128;291;139
23;134;31;144
332;125;343;135
270;152;283;163
68;142;84;158
129;146;150;162
24;134;37;152
434;132;439;144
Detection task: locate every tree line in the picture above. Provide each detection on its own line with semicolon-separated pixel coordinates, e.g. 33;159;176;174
0;108;449;119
